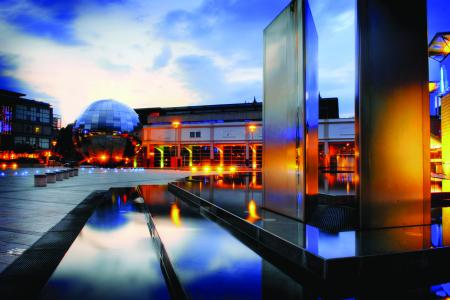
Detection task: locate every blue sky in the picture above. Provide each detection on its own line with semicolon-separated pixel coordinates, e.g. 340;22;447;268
0;0;448;125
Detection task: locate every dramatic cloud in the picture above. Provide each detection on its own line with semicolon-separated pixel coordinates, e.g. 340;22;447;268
5;0;413;123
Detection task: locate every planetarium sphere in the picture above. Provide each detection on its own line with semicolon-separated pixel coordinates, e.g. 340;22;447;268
72;99;142;165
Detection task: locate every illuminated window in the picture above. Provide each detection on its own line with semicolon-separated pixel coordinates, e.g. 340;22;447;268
35;127;40;133
0;105;12;135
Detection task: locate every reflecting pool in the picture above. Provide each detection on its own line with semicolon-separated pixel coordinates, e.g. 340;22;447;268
39;188;170;300
175;173;450;259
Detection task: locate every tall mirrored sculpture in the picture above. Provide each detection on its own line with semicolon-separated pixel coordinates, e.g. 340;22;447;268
263;0;318;221
356;0;430;229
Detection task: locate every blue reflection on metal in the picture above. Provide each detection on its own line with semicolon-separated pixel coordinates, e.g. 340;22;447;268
431;224;443;247
306;224;356;259
431;282;450;298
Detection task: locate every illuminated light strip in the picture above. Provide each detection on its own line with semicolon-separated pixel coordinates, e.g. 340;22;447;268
442;94;450;179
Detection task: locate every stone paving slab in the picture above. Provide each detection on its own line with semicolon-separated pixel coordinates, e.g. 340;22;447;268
0;168;192;276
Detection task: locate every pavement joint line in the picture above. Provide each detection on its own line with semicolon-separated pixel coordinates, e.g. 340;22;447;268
0;196;80;206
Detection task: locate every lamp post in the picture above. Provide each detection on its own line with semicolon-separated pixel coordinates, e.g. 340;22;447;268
172;121;181;169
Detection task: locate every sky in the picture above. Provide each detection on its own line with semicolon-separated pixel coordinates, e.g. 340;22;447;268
0;0;448;125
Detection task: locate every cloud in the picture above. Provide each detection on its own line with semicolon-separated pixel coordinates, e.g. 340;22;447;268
0;0;359;124
152;46;172;70
176;55;261;103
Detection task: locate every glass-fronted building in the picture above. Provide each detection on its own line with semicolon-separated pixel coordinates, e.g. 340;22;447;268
0;89;54;153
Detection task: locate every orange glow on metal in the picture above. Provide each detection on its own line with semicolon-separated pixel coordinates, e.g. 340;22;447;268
246;200;260;223
443;207;450;246
442;95;450;176
170;203;181;226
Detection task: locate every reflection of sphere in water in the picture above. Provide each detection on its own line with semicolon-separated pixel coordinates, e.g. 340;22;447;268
72;99;142;165
87;196;136;230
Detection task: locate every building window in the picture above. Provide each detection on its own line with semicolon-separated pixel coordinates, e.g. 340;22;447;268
39;138;49;149
35;126;41;134
15;105;26;120
190;131;201;138
14;136;36;146
15;105;50;123
30;107;37;121
0;105;12;135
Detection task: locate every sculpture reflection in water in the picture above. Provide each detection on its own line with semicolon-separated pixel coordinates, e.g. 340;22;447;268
178;173;450;259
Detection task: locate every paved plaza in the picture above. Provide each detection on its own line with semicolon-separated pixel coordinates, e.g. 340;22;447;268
0;168;192;273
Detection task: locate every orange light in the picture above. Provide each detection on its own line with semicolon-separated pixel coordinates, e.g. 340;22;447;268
115;155;122;161
1;163;6;169
444;43;450;54
100;154;108;161
249;125;256;132
246;199;260;223
429;82;439;93
229;166;237;173
191;166;198;172
51;140;57;147
203;165;211;172
12;163;17;170
170;203;181;226
216;166;223;172
172;121;180;128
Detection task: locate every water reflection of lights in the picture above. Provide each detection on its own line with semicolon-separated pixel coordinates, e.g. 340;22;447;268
170;203;182;227
246;200;260;223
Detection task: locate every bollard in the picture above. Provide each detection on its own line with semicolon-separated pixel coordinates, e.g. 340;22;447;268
73;168;79;176
34;174;47;187
46;172;56;183
63;170;69;179
68;169;74;177
55;171;64;181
